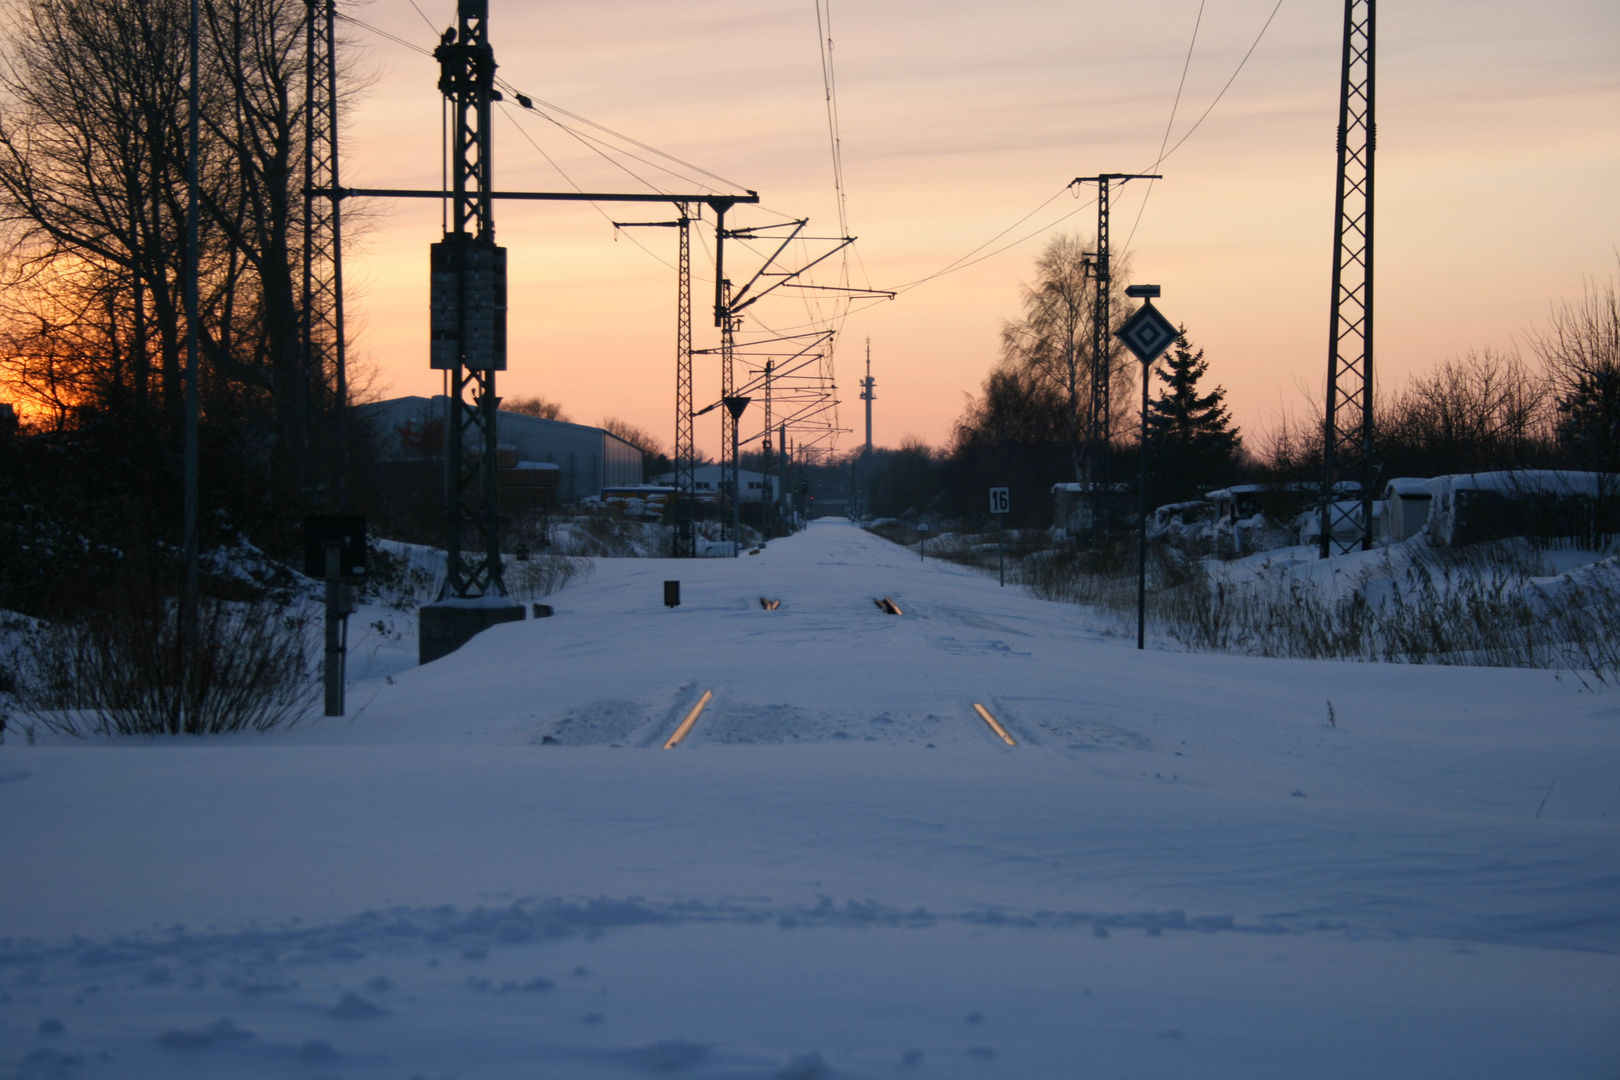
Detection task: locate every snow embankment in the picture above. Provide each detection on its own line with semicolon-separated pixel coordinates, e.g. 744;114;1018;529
2;521;1616;1079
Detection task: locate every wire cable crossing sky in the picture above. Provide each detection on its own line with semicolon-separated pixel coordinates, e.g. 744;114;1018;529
333;0;1615;457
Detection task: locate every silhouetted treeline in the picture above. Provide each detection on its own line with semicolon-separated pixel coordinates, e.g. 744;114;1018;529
848;275;1618;534
0;0;358;615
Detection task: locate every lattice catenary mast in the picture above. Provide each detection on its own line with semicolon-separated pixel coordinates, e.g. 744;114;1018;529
1072;172;1158;535
1319;0;1376;557
673;205;695;556
430;0;508;600
303;0;347;502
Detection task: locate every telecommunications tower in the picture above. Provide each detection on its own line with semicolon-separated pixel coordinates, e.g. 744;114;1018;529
859;339;875;454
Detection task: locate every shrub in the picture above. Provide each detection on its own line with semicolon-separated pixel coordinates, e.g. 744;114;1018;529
871;521;1620;687
6;589;318;736
504;552;592;602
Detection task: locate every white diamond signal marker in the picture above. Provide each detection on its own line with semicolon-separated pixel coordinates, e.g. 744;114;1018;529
1118;303;1178;364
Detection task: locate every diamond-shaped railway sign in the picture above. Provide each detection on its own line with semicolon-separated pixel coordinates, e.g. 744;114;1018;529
1117;302;1178;364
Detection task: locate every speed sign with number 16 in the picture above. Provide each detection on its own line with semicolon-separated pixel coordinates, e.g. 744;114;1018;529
989;487;1010;515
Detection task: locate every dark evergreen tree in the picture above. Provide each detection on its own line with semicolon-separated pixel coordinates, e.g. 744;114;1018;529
1143;330;1241;505
1530;276;1619;471
939;365;1073;527
1555;368;1620;471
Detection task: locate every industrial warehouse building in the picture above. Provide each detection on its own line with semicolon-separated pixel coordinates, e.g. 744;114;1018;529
356;395;642;503
650;464;776;503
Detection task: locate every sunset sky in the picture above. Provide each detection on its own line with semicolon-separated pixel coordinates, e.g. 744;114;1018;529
339;0;1618;459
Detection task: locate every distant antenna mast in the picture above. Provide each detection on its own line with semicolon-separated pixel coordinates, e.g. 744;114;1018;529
859;338;875;453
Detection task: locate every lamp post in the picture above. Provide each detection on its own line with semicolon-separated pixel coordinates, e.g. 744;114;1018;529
723;396;750;555
1120;284;1171;652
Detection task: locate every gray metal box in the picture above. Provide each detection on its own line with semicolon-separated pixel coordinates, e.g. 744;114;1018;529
430;236;507;371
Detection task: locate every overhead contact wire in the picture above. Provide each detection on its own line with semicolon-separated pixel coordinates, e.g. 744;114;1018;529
496;107;675;271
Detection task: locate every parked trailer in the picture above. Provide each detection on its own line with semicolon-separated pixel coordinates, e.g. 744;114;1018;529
1425;471;1619;547
1204;482;1362;529
1148;500;1214;541
1383;477;1434;543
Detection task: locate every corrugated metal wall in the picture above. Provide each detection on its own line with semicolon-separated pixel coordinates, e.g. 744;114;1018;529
356;396;643;501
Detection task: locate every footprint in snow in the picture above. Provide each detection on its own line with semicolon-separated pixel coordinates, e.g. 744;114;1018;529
622;1040;710;1071
329;992;388;1019
300;1038;338;1062
158;1018;254;1047
776;1051;829;1079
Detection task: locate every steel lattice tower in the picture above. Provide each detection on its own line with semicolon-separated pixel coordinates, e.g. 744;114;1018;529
1073;172;1157;535
620;197;757;554
760;357;774;536
672;205;695;556
431;0;508;598
1088;178;1113;527
1319;0;1376;557
303;0;347;501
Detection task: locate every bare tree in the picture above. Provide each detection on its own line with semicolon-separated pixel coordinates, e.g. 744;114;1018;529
601;416;667;477
0;0;358;498
1254;403;1324;483
1379;349;1553;476
999;232;1134;482
0;0;202;425
198;0;317;491
600;416;662;455
505;395;569;422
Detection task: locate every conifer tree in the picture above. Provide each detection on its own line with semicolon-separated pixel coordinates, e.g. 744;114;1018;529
1144;330;1241;503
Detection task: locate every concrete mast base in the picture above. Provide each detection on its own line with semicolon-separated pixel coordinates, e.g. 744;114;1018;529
418;602;526;665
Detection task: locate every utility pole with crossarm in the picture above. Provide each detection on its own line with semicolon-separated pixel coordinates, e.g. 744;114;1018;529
1073;172;1159;538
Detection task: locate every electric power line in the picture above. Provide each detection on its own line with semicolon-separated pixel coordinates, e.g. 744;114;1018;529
335;11;746;196
1120;0;1288;260
403;0;439;38
815;0;850;241
887;0;1288;297
1121;0;1208;254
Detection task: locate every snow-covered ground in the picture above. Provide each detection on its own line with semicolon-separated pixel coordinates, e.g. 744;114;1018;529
2;520;1616;1078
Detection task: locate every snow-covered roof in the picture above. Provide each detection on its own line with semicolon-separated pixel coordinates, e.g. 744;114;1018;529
1425;470;1619;499
1206;481;1361;500
1384;477;1433;497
